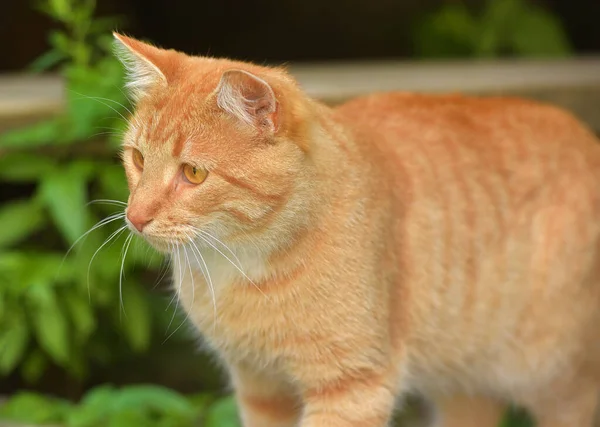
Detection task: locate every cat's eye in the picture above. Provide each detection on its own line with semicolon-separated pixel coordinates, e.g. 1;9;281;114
182;164;208;185
132;149;144;170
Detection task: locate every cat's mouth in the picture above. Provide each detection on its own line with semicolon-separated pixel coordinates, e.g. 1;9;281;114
139;235;178;254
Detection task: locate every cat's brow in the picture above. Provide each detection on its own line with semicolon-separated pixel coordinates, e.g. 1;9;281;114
212;169;286;203
171;135;188;157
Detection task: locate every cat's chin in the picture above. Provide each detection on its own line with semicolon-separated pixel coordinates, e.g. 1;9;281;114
142;237;174;254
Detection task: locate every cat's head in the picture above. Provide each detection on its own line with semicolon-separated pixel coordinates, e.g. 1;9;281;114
113;34;316;254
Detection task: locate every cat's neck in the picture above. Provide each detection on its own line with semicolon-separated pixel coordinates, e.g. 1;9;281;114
175;101;378;292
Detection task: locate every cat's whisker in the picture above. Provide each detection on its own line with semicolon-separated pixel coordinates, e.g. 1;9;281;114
165;245;184;332
152;251;172;290
114;83;134;107
163;245;196;344
69;90;132;122
119;233;135;319
58;212;126;277
88;96;134;116
88;131;124;140
94;125;126;132
194;232;270;300
87;199;127;207
184;231;217;332
193;228;243;269
165;244;182;312
87;225;128;302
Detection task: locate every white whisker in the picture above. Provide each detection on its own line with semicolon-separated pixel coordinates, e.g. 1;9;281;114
70;90;131;122
152;253;172;290
87;225;128;302
165;244;182;312
184;231;217;331
57;213;126;278
119;233;134;319
194;232;269;300
165;245;183;332
194;228;243;268
163;245;195;343
87;199;127;207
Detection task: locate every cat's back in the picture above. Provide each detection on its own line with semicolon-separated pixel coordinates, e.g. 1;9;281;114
334;92;600;202
334;92;600;395
334;92;599;156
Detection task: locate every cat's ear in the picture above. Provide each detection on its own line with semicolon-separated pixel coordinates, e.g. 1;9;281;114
112;33;168;101
215;69;278;132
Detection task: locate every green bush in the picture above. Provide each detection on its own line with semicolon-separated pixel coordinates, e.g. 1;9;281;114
0;384;241;427
0;0;179;382
413;0;572;58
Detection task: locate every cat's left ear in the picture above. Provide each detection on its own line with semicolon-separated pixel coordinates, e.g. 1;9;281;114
112;33;169;101
215;69;278;133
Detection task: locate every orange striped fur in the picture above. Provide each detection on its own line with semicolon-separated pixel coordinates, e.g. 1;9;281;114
115;33;600;427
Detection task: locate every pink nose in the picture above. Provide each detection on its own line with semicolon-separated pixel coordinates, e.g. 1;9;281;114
127;209;153;232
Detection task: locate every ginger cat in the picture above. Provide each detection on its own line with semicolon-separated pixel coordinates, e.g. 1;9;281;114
113;33;600;427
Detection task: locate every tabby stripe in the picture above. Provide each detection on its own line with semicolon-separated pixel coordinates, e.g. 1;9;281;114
213;170;286;203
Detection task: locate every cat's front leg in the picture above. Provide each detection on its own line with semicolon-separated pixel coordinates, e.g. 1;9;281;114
299;369;398;427
230;363;302;427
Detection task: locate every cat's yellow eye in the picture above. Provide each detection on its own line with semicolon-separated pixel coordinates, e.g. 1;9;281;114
182;164;208;185
132;149;144;170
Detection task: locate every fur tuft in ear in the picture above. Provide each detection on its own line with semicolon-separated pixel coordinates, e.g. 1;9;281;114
216;69;278;132
112;33;167;101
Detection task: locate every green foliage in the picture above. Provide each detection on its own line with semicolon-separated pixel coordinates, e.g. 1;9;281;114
0;0;175;383
501;407;535;427
0;386;241;427
0;386;533;427
413;0;571;59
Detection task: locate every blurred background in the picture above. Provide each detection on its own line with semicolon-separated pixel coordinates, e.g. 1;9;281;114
0;0;598;426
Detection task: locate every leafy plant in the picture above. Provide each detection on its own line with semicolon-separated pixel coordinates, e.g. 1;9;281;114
413;0;572;59
501;407;535;427
0;385;241;427
0;0;178;382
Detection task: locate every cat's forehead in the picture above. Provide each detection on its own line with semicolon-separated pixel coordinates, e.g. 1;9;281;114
129;96;238;162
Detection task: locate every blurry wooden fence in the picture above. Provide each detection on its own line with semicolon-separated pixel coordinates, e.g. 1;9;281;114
1;57;600;132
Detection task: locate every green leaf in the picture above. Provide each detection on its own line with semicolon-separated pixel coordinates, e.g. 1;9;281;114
0;119;63;148
67;385;117;427
21;349;49;384
0;305;29;374
98;163;129;203
112;385;196;416
0;199;46;248
29;49;68;73
0;152;57;181
500;407;534;427
48;0;72;20
63;291;96;341
205;396;241;427
475;0;522;57
40;164;89;245
119;283;152;352
49;30;71;54
510;6;572;57
65;57;129;141
107;410;152;427
29;285;71;365
0;392;70;424
413;3;478;58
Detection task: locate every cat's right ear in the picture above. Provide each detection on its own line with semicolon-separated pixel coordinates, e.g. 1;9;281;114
112;33;168;101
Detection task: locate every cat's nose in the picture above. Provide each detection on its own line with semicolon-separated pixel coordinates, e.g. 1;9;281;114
126;209;153;232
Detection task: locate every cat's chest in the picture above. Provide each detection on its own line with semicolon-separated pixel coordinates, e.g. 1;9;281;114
172;248;299;365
